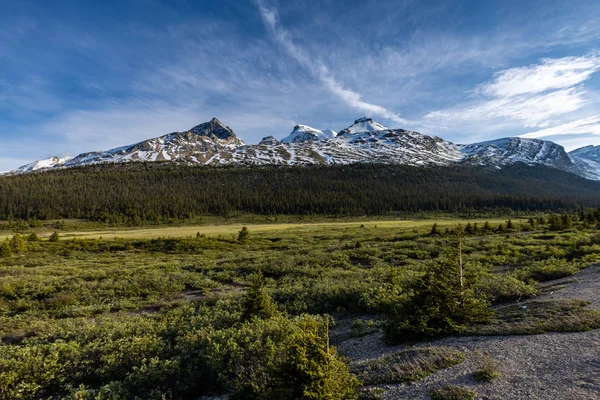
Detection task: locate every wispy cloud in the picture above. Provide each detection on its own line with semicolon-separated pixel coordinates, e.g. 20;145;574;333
427;87;587;128
425;54;600;130
477;54;600;97
522;115;600;140
254;0;406;125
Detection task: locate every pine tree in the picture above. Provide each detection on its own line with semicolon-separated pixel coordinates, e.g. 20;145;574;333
430;223;439;236
238;226;250;243
0;242;12;257
384;227;491;342
49;231;60;242
9;234;27;253
241;268;276;321
27;232;40;242
273;315;360;400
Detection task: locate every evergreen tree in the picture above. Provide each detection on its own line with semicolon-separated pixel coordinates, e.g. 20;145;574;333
0;241;12;257
241;268;276;321
465;222;473;234
238;226;250;243
49;231;60;242
9;234;27;253
273;315;360;400
384;228;491;342
430;223;439;236
27;232;40;242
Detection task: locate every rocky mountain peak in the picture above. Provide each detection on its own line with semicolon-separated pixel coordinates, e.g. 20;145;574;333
188;117;237;141
338;117;389;135
259;136;280;146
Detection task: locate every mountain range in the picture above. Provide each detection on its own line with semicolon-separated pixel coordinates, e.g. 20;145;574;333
9;117;600;181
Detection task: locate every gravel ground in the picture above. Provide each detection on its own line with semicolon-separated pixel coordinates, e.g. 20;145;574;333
336;265;600;399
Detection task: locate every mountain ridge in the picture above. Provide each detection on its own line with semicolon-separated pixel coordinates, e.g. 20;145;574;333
8;116;600;181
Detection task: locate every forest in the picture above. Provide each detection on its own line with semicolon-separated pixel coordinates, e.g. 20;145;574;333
1;163;600;224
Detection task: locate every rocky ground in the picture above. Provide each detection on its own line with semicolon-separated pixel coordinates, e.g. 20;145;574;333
336;265;600;399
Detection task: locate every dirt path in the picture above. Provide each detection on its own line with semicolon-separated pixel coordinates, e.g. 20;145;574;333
337;265;600;399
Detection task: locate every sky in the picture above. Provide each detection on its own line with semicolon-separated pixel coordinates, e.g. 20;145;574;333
1;0;600;170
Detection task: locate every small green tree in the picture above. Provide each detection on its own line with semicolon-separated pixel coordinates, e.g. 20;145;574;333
0;241;12;257
238;226;250;243
430;223;439;236
465;222;473;234
273;315;360;399
9;234;27;253
49;231;60;242
27;232;40;242
384;228;492;342
241;268;276;321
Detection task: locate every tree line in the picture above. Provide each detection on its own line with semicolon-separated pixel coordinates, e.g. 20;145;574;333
0;162;599;223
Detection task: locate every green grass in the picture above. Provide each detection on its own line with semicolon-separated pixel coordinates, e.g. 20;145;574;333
430;385;477;400
352;347;466;385
467;299;600;336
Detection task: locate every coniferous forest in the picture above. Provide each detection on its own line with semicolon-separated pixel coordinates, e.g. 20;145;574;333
1;163;600;223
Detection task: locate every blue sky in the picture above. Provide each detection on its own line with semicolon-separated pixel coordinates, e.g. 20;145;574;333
1;0;600;170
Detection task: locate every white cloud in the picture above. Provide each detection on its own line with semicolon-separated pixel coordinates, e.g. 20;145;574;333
477;54;600;97
425;54;599;130
427;87;586;128
254;0;406;125
521;115;600;139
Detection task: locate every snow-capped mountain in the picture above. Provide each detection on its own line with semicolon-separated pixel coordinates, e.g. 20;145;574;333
31;118;243;169
7;116;600;181
569;145;600;162
460;137;574;170
281;125;336;143
568;146;600;180
338;117;388;135
11;156;73;173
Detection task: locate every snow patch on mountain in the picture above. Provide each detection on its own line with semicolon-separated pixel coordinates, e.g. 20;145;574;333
461;137;573;170
12;156;72;173
338;117;388;135
569;145;600;163
281;125;336;143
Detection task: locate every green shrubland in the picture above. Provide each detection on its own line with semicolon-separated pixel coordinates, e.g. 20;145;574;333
0;211;599;398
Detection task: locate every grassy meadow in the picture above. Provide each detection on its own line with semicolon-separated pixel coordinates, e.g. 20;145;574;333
1;213;600;399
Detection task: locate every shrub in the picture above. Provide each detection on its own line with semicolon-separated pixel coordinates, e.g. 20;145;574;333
353;347;466;385
0;241;12;257
49;231;60;242
430;385;476;400
9;234;27;253
206;314;359;399
472;353;501;382
27;232;41;242
384;233;492;342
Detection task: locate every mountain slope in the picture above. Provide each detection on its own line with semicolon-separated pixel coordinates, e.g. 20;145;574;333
28;118;243;170
11;156;73;173
281;125;336;143
8;116;600;181
460;137;574;170
568;146;600;180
